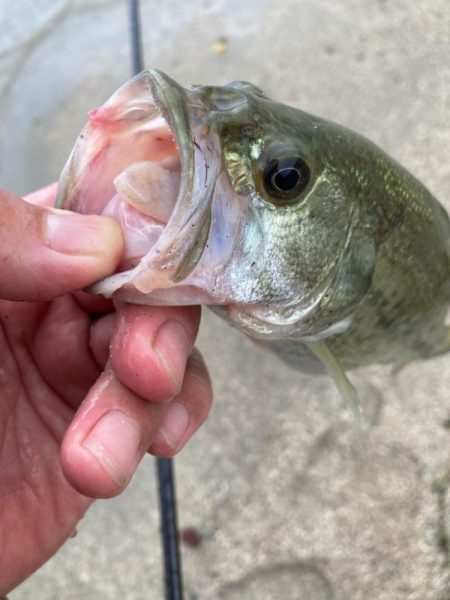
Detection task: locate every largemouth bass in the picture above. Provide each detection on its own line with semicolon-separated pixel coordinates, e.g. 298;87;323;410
57;70;450;412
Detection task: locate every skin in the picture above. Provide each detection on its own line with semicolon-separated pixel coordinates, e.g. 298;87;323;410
0;184;212;596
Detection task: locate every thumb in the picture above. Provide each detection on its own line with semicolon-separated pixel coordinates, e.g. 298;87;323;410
0;188;124;301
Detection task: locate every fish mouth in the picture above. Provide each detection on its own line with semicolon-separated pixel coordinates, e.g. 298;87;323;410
56;69;220;302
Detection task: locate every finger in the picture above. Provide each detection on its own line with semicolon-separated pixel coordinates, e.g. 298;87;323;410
61;365;169;498
31;295;101;407
90;312;116;368
149;349;213;457
0;188;123;301
24;182;58;207
110;304;201;402
74;290;115;314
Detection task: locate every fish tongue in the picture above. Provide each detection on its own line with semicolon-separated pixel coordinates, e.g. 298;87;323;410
102;193;164;270
114;160;180;223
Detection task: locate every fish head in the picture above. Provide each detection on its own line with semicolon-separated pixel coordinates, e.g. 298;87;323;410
57;70;378;341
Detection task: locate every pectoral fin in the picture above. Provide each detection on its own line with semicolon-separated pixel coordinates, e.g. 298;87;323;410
305;340;362;419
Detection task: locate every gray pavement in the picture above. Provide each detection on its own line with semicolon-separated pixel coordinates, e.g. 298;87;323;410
2;1;450;598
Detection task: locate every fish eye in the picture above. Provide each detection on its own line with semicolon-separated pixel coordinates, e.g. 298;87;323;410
263;156;310;203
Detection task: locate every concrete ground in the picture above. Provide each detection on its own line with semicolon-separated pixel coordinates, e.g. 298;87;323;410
2;0;450;598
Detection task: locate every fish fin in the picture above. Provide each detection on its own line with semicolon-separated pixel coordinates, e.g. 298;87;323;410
305;340;362;420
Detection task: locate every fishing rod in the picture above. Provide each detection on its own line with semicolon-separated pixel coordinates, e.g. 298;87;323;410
128;1;184;598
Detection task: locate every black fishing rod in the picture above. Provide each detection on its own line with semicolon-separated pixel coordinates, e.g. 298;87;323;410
128;1;184;599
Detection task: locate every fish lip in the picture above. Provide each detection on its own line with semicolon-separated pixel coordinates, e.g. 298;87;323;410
144;69;193;182
127;70;220;294
147;72;209;281
133;69;197;275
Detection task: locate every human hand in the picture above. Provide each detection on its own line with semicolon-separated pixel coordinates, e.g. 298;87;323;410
0;185;212;595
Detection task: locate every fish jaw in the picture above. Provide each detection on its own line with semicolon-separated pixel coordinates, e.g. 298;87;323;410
57;69;231;294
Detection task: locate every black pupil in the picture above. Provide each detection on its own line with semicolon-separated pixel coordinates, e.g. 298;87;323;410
263;156;310;201
273;167;300;191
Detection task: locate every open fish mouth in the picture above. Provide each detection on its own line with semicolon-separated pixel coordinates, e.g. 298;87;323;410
57;69;224;304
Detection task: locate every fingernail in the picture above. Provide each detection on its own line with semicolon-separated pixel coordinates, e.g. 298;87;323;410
152;320;191;395
83;410;141;488
47;209;122;256
158;402;191;450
